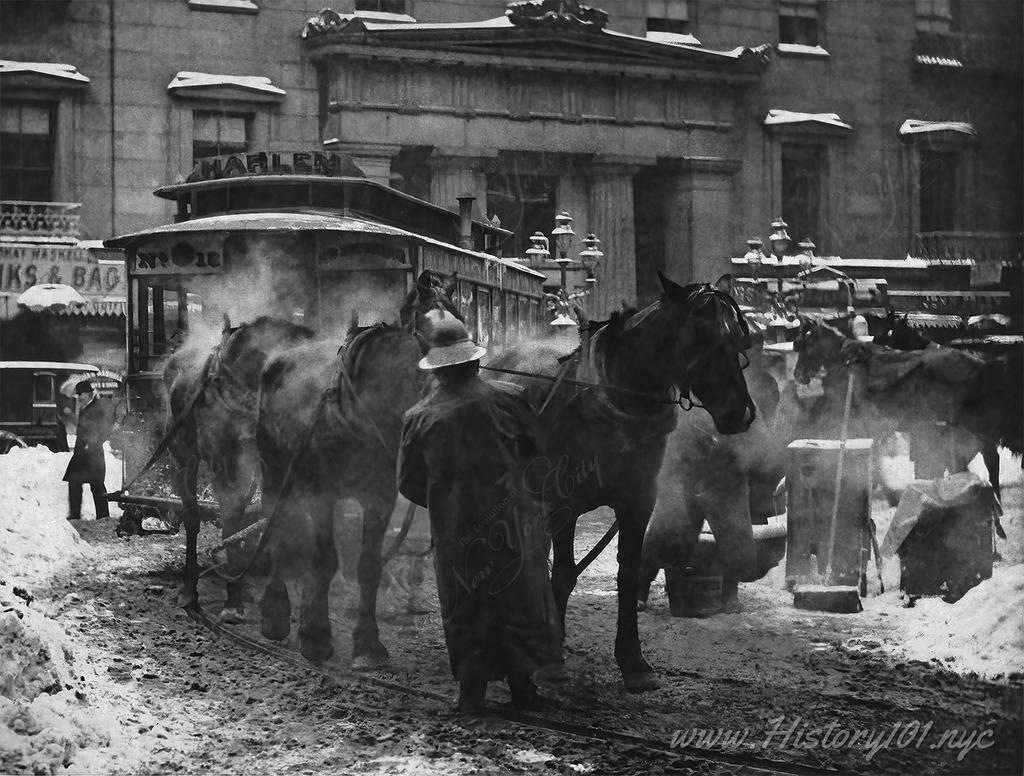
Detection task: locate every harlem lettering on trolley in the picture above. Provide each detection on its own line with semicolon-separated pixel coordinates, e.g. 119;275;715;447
188;150;363;182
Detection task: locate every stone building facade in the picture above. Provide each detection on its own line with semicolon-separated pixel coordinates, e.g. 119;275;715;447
1;0;1020;321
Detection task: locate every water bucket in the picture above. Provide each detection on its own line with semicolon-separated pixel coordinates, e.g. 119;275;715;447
665;566;723;617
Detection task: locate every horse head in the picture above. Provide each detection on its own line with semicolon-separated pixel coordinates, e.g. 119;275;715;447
793;317;846;384
656;272;755;435
219;315;316;387
400;270;464;352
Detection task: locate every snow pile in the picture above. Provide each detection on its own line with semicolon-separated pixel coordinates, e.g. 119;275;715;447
0;590;115;776
0;444;122;587
881;564;1024;677
0;588;162;775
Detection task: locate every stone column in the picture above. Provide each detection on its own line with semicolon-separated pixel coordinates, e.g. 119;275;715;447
664;158;741;286
427;150;493;218
587;162;640;320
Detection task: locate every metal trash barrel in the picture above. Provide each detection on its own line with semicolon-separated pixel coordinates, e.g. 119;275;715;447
665;565;723;617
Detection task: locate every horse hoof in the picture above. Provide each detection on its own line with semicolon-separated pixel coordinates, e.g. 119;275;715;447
722;598;743;614
178;589;199;611
260;616;291;642
637;599;648;612
623;672;660;693
219;606;246;624
352;649;390;672
533;663;570;685
300;636;335;664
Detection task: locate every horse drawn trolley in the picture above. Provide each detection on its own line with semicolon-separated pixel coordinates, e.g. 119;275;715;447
104;150;547;528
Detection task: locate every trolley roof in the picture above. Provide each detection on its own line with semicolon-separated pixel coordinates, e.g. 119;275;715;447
105;210;545;281
0;361;100;372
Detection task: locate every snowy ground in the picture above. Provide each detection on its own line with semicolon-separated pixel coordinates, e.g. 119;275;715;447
0;445;1021;774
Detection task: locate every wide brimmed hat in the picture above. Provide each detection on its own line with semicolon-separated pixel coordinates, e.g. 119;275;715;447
418;310;487;370
74;380;95;394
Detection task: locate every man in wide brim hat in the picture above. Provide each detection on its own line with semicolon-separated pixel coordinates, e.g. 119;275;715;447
417;313;487;370
399;310;563;714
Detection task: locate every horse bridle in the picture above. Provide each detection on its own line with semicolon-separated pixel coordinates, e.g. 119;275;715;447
671;285;755;414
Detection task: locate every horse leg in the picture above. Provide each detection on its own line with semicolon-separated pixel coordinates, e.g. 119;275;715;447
549;514;578;631
258;455;292;643
351;497;391;670
636;554;658;612
218;445;262;620
298;495;338;663
614;507;658;693
170;444;201;610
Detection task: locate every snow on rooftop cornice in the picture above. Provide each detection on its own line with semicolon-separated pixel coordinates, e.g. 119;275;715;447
0;60;89;83
898;119;976;138
777;42;830;58
645;30;702;48
301;8;766;66
764;109;852;130
915;53;963;67
303;10;513;37
167;71;285;97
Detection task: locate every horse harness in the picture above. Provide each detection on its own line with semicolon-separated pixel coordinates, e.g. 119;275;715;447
202;346;260;425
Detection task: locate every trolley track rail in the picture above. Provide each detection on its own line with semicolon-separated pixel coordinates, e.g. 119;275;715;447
187;605;849;776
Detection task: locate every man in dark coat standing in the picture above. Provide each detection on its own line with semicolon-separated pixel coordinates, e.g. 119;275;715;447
398;310;562;715
64;381;110;520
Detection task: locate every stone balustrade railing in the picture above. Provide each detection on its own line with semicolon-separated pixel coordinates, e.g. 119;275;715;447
0;201;82;239
912;231;1021;266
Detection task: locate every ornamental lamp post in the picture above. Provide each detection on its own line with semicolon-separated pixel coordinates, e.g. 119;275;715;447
525;231;551;263
797;238;816;275
578;232;604;287
551;211;576;293
744;237;765;280
768;218;791;296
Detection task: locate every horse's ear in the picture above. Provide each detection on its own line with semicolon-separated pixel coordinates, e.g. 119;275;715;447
443;271;458;298
658;270;686;298
415;269;434;291
222;313;232;334
713;273;733;294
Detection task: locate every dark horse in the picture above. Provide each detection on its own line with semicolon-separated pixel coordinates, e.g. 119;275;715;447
793;319;1022;506
163;316;315;612
487;273;755;692
870;315;1021;500
255;271;458;665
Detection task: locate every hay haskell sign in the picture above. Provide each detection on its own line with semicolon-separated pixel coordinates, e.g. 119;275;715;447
0;246;126;298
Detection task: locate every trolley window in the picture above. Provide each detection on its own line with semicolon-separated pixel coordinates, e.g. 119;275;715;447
32;372;55;404
518;297;530;341
0;369;32;422
491;292;504;351
31;372;56;426
476;287;491;349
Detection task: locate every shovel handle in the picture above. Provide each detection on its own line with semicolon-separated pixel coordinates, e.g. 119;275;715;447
824;371;855;584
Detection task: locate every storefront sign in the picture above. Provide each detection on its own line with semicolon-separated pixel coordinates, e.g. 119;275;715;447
189;150;365;182
133;239;225;275
0;245;126;297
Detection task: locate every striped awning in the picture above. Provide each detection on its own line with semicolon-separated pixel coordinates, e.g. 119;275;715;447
0;293;125;318
904;313;963;329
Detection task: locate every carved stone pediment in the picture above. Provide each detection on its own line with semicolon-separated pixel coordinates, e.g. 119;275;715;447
302;8;366;39
505;0;608;32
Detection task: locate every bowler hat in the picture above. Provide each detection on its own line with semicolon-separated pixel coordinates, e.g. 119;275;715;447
418;310;487;370
74;381;95;395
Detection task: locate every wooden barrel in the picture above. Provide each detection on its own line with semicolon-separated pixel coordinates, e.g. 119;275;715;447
665;565;723;617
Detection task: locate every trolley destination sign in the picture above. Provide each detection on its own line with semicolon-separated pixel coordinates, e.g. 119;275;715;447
189;150;365;182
